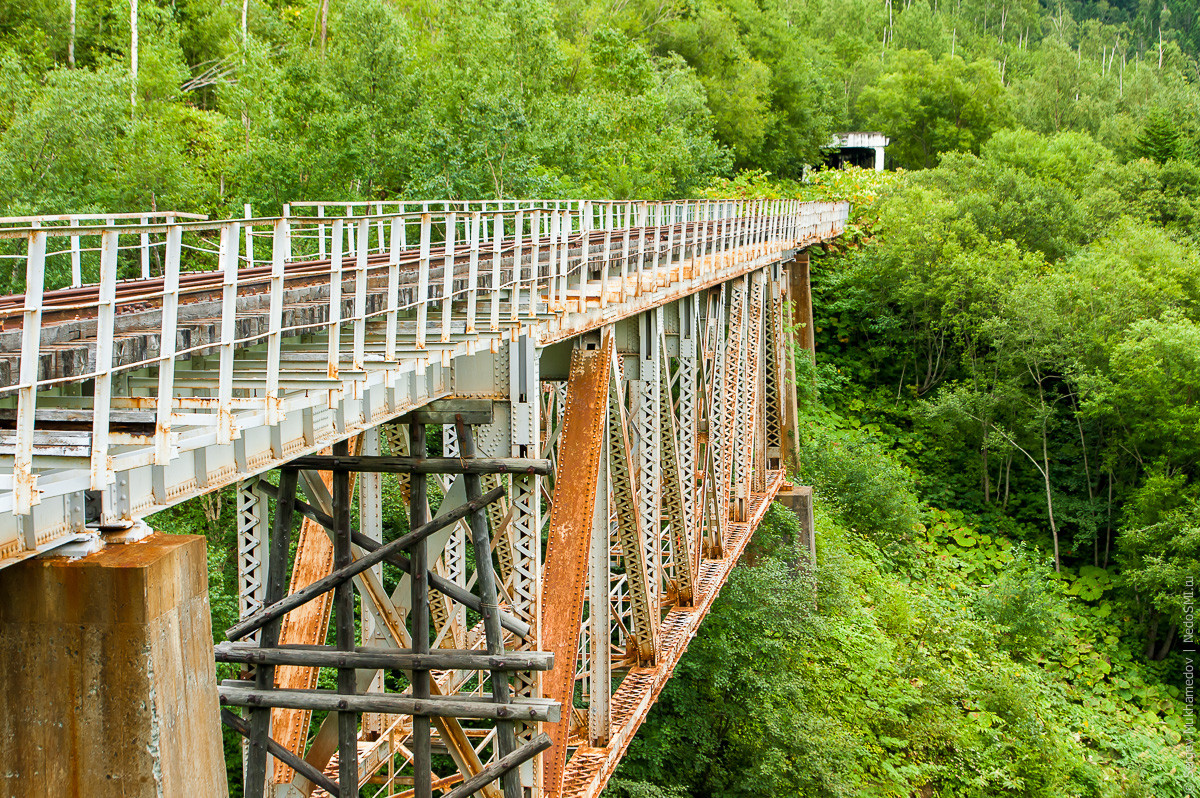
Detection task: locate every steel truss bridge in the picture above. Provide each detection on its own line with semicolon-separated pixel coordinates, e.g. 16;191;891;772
0;198;847;798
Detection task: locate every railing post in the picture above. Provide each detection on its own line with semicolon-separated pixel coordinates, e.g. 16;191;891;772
600;205;612;310
265;218;287;428
557;207;569;310
649;202;661;287
491;211;503;332
619;209;631;303
376;202;386;253
217;221;241;445
512;209;525;322
154;224;182;464
734;200;744;256
141;215;151;278
69;231;82;288
14;229;46;519
282;203;293;260
243;203;254;269
328;218;345;373
467;210;481;334
385;216;401;361
353;218;369;370
442;210;456;343
689;200;703;277
529;208;541;319
662;202;675;287
547;208;559;310
317;204;326;260
417;212;432;347
633;203;646;296
90;230;119;491
716;201;727;268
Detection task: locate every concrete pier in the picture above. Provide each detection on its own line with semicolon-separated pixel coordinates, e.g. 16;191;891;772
775;484;817;562
0;534;228;797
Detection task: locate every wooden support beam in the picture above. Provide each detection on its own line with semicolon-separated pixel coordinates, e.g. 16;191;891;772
217;687;560;722
285;455;553;476
225;484;506;641
456;417;521;798
331;438;357;795
440;734;552;798
409;421;432;798
253;479;531;640
214;643;553;671
220;709;341;798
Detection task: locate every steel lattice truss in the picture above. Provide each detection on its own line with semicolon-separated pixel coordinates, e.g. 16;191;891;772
0;198;846;798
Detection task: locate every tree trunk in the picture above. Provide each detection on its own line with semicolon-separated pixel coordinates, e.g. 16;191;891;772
1144;614;1159;659
69;0;76;66
981;423;991;503
1073;401;1096;565
1154;624;1177;661
130;0;138;111
320;0;329;56
201;490;222;527
1003;453;1012;510
1104;472;1113;569
1041;416;1060;572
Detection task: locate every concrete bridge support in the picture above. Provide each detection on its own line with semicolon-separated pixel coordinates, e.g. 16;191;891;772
0;534;227;797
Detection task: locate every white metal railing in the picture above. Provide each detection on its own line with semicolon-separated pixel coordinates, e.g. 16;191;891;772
0;211;208;290
0;198;849;520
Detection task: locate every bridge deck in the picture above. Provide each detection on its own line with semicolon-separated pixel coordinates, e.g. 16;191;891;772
0;199;846;565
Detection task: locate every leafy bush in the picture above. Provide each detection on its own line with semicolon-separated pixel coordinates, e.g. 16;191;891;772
797;421;920;548
973;546;1065;661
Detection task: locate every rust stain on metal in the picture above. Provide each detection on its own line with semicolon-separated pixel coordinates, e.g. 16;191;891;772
539;332;612;797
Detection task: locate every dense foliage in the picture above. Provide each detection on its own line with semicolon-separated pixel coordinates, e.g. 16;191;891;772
2;0;1200;216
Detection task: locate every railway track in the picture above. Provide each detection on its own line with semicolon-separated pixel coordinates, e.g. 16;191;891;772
0;219;758;330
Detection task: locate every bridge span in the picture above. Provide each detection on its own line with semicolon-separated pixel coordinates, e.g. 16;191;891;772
0;198;846;797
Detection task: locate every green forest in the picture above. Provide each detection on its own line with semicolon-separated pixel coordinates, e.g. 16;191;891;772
9;0;1200;794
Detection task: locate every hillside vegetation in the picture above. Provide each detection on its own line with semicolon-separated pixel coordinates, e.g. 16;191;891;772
612;156;1200;795
0;0;1199;214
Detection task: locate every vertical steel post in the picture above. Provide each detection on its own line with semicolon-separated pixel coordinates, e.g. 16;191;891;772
244;468;298;798
154;225;182;465
327;218;344;376
417;213;431;349
587;414;611;744
90;230;118;492
491;212;503;332
217;222;241;445
359;429;387;736
352;219;369;371
265;219;286;428
13;230;46;519
442;211;456;342
385;216;401;362
467;210;481;334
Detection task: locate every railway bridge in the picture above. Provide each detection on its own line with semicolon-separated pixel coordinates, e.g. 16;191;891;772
0;198;846;797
